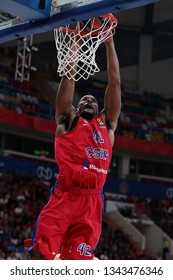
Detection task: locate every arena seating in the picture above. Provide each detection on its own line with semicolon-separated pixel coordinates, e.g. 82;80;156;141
1;55;173;144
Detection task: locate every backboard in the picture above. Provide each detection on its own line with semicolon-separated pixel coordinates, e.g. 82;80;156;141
0;0;159;44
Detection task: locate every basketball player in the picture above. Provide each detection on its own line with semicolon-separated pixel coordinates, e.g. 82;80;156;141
24;29;121;260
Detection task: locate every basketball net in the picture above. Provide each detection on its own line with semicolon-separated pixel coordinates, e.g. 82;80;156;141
54;14;118;81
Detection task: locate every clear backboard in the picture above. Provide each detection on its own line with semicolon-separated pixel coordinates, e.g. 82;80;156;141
0;0;159;44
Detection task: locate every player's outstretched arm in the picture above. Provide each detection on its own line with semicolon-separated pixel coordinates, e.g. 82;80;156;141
103;33;121;145
55;33;81;134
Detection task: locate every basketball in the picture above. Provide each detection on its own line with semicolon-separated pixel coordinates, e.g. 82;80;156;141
80;17;105;33
92;17;105;29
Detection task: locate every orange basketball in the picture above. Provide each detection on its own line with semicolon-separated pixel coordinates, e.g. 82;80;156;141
78;14;118;35
80;17;104;34
92;17;103;30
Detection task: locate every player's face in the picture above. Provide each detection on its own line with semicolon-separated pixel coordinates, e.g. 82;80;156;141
78;95;99;120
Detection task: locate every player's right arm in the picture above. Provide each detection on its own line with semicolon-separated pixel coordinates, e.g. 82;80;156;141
55;30;81;136
55;33;80;137
55;76;77;136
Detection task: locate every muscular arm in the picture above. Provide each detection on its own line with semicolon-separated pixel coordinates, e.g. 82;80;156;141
55;39;80;135
55;31;83;135
102;35;121;145
55;77;76;135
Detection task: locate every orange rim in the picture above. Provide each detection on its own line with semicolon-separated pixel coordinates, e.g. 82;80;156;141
56;13;118;35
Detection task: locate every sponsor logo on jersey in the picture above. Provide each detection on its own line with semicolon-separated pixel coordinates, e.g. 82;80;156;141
89;164;107;174
96;117;106;128
83;160;107;174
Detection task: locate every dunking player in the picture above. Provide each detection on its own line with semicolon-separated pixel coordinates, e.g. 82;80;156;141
25;28;121;260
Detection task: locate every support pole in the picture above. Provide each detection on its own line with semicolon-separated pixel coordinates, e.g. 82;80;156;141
15;35;37;82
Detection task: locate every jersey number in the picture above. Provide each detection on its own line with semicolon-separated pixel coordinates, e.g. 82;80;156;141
93;131;104;143
77;243;91;256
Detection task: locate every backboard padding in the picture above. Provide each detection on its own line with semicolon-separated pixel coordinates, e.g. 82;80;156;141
0;0;159;44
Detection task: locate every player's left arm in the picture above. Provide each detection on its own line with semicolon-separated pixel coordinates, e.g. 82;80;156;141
102;34;121;146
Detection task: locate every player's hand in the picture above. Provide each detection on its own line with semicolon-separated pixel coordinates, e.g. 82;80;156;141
104;19;114;45
104;32;114;44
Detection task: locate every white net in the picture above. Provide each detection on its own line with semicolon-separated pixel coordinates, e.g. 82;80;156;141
54;14;118;81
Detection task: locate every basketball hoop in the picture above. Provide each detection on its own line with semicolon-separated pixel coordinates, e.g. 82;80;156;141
54;14;118;81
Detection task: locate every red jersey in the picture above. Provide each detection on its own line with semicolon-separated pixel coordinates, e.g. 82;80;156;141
25;115;112;260
55;115;112;190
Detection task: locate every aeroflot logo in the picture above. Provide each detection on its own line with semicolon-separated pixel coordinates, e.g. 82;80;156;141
86;147;109;160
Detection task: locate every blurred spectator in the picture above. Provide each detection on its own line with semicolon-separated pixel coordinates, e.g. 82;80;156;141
162;238;169;260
